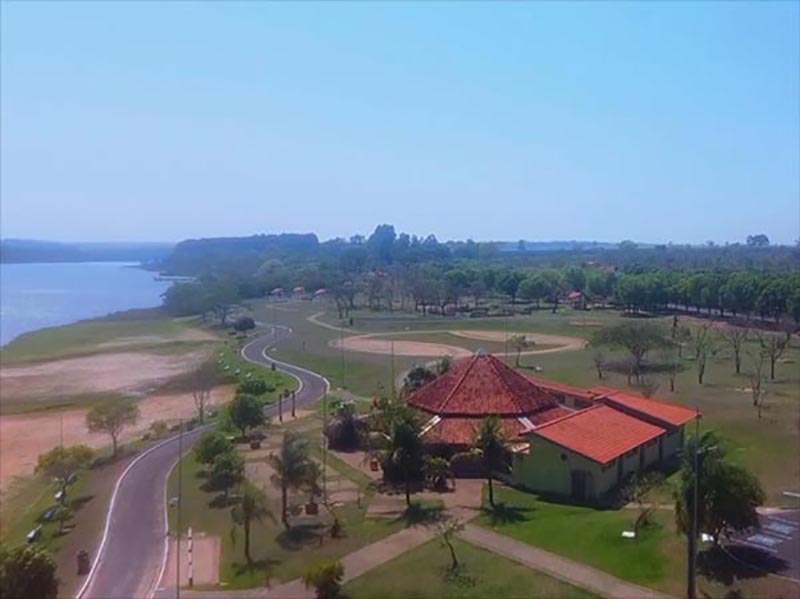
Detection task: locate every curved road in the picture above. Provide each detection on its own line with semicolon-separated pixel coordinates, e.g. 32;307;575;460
79;326;328;599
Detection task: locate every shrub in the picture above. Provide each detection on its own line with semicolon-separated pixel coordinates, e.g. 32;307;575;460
233;316;256;332
303;561;344;599
236;379;274;396
449;451;485;478
150;420;169;438
194;431;233;465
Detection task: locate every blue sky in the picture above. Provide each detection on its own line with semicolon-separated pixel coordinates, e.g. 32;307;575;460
1;2;798;244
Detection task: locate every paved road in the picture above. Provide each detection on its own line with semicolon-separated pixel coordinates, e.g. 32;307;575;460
79;326;328;599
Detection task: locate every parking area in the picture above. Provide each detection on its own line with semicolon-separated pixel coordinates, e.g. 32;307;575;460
726;509;800;582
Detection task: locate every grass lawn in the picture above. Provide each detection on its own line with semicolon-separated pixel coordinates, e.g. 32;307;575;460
478;486;678;591
478;485;800;599
344;537;601;599
0;311;208;365
166;440;403;589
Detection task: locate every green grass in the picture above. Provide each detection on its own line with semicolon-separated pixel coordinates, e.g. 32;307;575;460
0;313;209;365
166;444;403;589
0;472;92;554
344;537;601;599
477;486;677;591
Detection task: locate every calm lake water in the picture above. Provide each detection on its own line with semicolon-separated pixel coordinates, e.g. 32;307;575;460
0;262;172;346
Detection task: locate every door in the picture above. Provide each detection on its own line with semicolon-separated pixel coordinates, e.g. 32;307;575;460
571;470;587;500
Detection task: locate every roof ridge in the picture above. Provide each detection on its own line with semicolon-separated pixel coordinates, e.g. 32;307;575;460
528;403;604;431
437;354;478;412
485;355;530;413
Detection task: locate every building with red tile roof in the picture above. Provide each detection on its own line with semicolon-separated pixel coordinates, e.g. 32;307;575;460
405;352;697;500
406;353;571;452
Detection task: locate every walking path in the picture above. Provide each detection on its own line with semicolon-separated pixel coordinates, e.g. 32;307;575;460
461;524;673;599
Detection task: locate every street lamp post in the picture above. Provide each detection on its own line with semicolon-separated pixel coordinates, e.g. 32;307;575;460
688;408;716;599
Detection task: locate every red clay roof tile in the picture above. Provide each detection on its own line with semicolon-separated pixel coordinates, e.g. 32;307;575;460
589;386;697;427
526;405;666;464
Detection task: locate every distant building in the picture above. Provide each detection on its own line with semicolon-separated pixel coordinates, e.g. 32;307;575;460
405;353;697;501
567;291;586;310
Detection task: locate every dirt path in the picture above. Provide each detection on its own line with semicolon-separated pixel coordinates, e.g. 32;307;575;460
0;386;233;491
332;330;585;359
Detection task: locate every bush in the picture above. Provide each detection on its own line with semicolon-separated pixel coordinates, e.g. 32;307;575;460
236;379;274;396
233;316;256;332
194;431;233;465
150;420;169;438
450;451;486;478
303;561;344;599
0;544;58;599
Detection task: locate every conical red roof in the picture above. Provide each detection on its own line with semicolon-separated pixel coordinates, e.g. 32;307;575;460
407;354;561;416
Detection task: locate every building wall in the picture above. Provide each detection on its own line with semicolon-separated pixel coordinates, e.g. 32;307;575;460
512;436;618;498
662;426;685;458
512;432;674;499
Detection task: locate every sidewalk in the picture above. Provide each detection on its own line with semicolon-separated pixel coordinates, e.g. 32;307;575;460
461;524;673;599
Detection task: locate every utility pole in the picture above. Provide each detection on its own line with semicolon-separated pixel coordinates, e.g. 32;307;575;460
688;407;706;599
322;391;328;503
390;340;396;400
504;314;509;366
340;325;346;389
176;419;183;599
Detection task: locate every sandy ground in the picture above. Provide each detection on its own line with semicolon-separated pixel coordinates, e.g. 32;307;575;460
0;386;232;491
0;350;209;403
334;330;585;358
161;535;220;589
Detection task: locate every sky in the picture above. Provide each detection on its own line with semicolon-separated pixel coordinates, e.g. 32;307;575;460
1;2;798;245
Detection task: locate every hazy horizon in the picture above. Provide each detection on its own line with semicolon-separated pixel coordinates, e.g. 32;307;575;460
2;2;798;244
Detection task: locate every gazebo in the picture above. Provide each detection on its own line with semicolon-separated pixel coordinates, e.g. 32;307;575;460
406;353;570;454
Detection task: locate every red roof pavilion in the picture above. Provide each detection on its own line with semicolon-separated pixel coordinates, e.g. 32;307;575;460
406;353;570;448
525;404;666;464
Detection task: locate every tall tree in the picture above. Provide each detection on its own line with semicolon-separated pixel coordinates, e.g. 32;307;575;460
591;323;672;382
692;324;718;385
718;326;749;375
209;448;245;501
194;431;233;465
509;334;533;367
35;445;94;505
191;362;217;424
674;432;764;545
0;544;59;599
755;330;789;380
387;410;424;507
86;401;140;457
227;394;265;438
231;483;275;563
745;349;768;418
269;430;314;530
473;416;507;508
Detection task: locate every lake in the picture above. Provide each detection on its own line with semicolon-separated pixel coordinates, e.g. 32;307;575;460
0;262;173;346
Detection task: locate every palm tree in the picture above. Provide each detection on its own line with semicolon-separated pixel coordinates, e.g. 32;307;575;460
231;483;275;563
473;416;506;507
388;410;424;507
268;430;314;531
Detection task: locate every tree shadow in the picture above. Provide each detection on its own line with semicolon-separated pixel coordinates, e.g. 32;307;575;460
276;523;327;551
70;494;94;512
441;565;479;589
698;545;789;585
208;493;238;509
393;502;444;526
480;502;534;525
231;557;281;578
